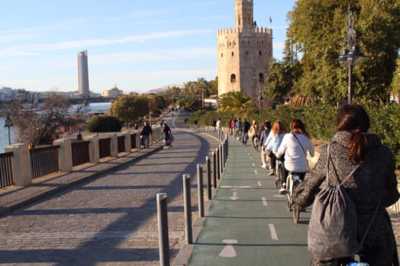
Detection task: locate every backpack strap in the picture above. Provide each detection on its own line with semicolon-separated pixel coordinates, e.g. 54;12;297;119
326;143;360;186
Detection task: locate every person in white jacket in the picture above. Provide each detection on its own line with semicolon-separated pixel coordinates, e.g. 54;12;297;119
276;119;314;185
263;121;286;175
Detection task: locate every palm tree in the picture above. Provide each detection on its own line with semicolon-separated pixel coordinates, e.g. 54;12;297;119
219;91;255;118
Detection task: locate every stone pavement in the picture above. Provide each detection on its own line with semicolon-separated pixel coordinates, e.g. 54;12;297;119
187;139;310;266
0;129;219;266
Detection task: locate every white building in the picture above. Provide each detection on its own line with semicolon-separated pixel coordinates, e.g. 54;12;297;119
102;86;124;98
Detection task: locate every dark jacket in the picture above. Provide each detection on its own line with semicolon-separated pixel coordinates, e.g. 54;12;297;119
141;125;152;136
243;121;251;133
295;131;399;266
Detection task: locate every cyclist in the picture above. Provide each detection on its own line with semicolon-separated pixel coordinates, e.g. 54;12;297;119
260;121;272;169
276;119;314;193
263;121;286;177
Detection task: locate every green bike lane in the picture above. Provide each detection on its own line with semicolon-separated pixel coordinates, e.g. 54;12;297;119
188;139;310;266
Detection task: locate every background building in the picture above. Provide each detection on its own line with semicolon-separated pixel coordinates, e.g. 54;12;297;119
77;51;90;98
102;86;124;98
217;0;273;100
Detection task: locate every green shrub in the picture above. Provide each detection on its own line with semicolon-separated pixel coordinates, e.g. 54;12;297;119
87;116;122;133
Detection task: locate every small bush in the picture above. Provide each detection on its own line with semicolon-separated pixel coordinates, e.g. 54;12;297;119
87;116;122;133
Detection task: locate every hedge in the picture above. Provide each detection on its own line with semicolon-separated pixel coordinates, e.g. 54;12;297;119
189;103;400;168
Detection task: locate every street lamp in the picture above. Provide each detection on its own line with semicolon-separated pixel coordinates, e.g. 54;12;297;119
339;7;358;105
4;114;13;145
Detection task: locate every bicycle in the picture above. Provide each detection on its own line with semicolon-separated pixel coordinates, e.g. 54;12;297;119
286;172;303;224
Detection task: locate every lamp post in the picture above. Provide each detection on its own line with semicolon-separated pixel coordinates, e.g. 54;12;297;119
4;114;13;145
339;7;357;105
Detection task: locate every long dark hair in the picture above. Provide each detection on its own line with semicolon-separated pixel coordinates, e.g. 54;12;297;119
291;119;309;137
336;104;370;163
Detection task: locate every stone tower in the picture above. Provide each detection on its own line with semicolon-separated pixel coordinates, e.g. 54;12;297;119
217;0;273;100
78;50;90;98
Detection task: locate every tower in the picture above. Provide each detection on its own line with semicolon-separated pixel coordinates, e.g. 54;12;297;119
78;50;90;98
217;0;273;100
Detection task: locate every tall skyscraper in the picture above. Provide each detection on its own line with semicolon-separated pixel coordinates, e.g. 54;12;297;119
77;50;90;97
217;0;273;100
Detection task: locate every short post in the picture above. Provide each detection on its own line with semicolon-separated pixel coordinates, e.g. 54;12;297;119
212;152;217;188
216;148;221;180
219;144;223;175
156;193;170;266
221;142;225;169
197;164;205;218
88;136;100;164
183;174;193;244
53;138;73;172
206;156;212;200
124;133;131;153
5;143;32;186
110;134;118;157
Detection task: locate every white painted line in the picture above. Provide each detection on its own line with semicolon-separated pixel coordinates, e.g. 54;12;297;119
257;181;262;187
269;224;279;241
220;185;252;189
252;163;256;167
273;194;285;198
219;239;238;258
230;191;239;201
254;169;258;175
262;197;268;207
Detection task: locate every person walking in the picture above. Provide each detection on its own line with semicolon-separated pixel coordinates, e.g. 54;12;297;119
216;118;222;139
276;119;314;187
248;120;259;149
294;105;399;266
242;119;251;145
163;123;173;147
263;121;286;176
260;121;272;169
140;121;153;148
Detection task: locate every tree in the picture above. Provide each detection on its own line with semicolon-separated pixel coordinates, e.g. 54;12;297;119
288;0;400;103
392;58;400;98
10;95;75;146
87;116;122;133
218;92;255;118
110;95;149;126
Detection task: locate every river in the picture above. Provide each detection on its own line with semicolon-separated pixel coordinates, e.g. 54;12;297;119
0;102;111;153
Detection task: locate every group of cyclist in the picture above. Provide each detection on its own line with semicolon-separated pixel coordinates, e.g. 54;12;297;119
227;104;399;265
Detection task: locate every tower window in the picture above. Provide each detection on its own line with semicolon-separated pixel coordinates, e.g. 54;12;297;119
259;73;265;83
221;53;224;58
230;74;237;83
232;52;234;57
259;50;263;56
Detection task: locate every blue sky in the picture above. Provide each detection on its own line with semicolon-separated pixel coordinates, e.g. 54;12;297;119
0;0;295;93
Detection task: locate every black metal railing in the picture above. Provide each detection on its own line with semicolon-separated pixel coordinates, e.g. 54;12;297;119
0;152;14;188
71;141;90;167
99;138;111;159
118;136;126;153
131;134;137;149
30;146;59;178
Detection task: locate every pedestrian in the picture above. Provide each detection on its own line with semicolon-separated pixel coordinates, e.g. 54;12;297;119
263;121;286;176
260;121;272;169
216;118;222;139
163;123;173;147
294;104;399;266
242;119;251;145
140;121;153;148
235;118;242;140
212;119;217;131
276;119;314;193
229;118;235;136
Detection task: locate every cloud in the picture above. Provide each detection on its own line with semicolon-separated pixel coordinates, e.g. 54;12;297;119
0;29;213;57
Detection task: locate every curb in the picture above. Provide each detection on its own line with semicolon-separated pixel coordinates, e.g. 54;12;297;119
0;145;163;218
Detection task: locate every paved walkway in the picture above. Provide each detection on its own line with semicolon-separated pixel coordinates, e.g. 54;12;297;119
0;128;218;266
188;139;310;266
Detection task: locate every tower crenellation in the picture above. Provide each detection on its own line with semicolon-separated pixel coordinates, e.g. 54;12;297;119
217;0;273;100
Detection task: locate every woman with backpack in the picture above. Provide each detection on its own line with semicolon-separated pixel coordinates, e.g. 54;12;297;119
294;105;399;266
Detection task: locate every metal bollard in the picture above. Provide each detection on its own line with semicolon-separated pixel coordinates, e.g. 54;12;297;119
206;156;212;200
197;164;205;218
183;174;193;244
221;142;225;169
219;144;223;175
212;152;217;188
157;193;170;266
216;148;221;180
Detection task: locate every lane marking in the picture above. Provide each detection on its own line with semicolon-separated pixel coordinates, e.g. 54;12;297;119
269;224;279;241
230;190;239;201
273;194;285;198
257;181;262;187
219;239;238;258
254;169;258;175
252;163;255;167
262;197;268;207
220;185;251;189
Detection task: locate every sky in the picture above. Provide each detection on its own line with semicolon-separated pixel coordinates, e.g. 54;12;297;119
0;0;295;93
